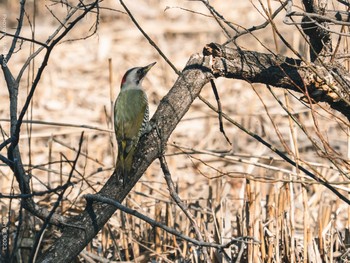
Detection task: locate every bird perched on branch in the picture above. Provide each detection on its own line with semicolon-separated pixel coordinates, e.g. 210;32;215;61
114;62;156;186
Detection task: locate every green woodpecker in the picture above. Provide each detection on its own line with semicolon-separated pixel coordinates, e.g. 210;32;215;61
114;62;156;186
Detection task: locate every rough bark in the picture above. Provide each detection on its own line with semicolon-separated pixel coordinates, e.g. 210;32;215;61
205;43;350;119
38;43;350;262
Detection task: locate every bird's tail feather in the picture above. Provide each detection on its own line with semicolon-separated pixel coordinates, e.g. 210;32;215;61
115;141;135;186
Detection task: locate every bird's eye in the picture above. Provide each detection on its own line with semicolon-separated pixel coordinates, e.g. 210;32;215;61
137;69;142;74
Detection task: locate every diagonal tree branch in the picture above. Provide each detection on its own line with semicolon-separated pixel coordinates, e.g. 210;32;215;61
38;43;350;261
38;52;213;263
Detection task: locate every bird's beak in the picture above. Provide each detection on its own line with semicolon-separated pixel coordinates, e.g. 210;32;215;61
140;62;156;78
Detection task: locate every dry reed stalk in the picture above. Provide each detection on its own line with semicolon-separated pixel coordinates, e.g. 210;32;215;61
212;180;221;243
330;213;335;263
244;146;267;262
165;203;171;252
282;192;291;260
181;205;189;257
168;200;182;258
266;185;275;263
101;226;108;256
47;136;53;189
127;215;139;263
317;208;323;259
307;228;318;263
120;213;130;261
259;219;266;261
276;174;284;263
247;177;260;263
210;201;220;248
236;211;243;238
303;185;310;263
310;239;318;263
130;222;140;260
286;92;299;263
59;154;64;214
221;196;233;260
154;201;162;255
320;202;332;260
253;177;261;262
132;184;142;259
285;112;308;263
245;178;252;262
313;238;322;263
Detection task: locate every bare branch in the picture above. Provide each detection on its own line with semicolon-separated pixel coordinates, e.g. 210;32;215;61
225;0;288;45
200;79;231;145
203;43;350;119
119;0;180;75
0;30;48;48
6;0;26;62
84;194;257;252
30;132;85;263
0;0;100;228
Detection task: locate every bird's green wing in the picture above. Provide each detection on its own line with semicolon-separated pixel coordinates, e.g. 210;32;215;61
114;89;148;158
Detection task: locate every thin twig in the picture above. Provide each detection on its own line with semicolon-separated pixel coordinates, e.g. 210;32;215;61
0;30;48;48
0;183;73;199
30;132;85;263
224;0;288;45
16;2;82;82
268;86;350;179
52;137;104;166
200;79;231;145
1;0;100;227
0;118;111;133
199;95;350;205
119;0;181;75
199;0;234;39
159;155;213;262
13;1;99;150
6;0;26;62
286;10;350;26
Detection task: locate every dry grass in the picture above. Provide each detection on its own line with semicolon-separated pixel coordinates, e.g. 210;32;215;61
0;0;350;262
